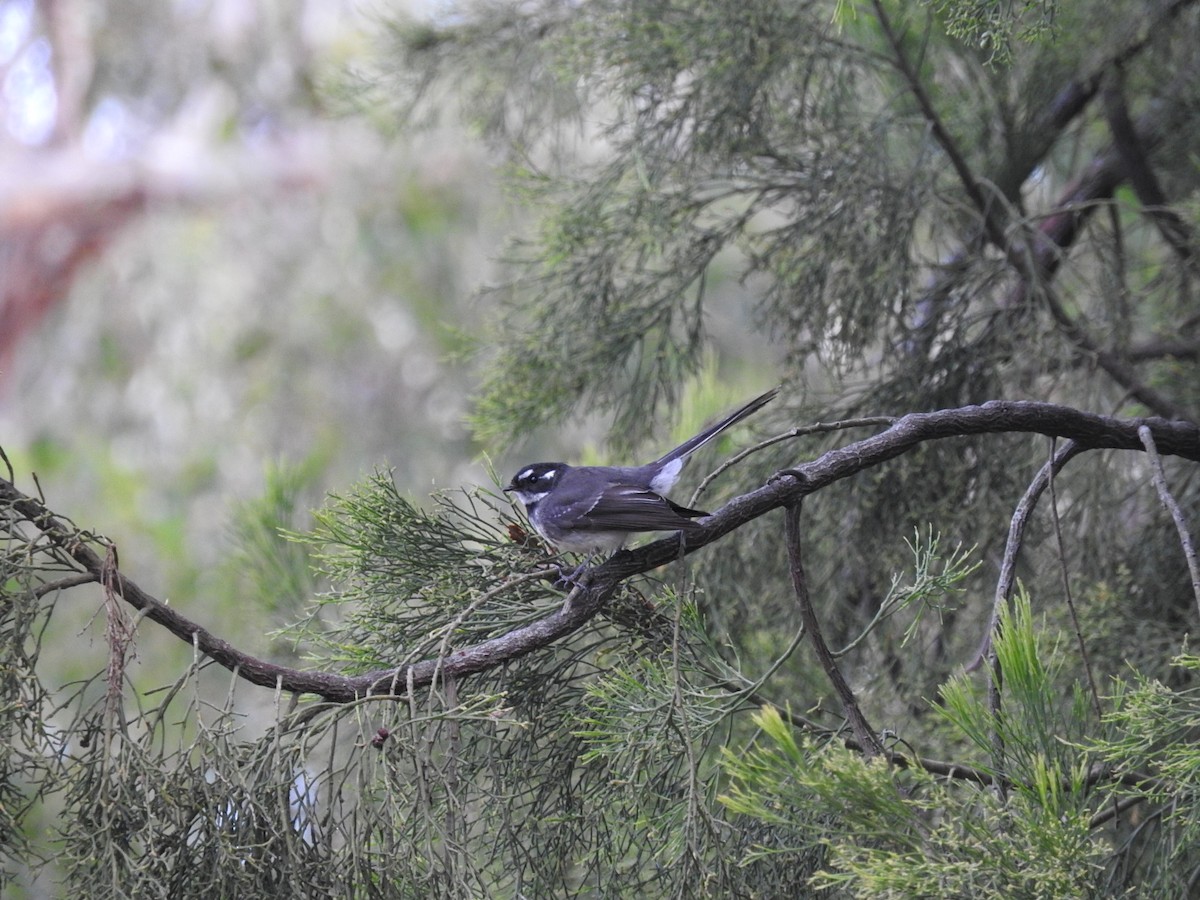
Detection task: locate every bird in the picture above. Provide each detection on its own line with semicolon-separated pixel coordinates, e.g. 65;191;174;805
503;388;778;564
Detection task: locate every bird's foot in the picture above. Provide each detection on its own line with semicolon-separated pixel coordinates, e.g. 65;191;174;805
554;562;590;590
770;467;808;486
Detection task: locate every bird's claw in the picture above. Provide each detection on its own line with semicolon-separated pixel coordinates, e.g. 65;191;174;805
554;562;589;590
769;467;808;486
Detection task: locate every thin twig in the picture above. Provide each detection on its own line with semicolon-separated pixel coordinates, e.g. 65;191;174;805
1046;440;1104;720
870;0;1008;251
1040;283;1189;421
101;542;135;733
33;572;98;598
689;417;895;507
982;440;1084;803
783;500;884;758
667;580;728;882
972;440;1085;672
1138;425;1200;619
443;673;461;874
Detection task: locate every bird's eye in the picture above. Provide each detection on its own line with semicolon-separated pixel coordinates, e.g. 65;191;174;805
512;466;556;490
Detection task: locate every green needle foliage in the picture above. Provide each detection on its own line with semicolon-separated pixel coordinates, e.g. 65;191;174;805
938;589;1094;795
720;594;1110;897
302;471;560;669
1085;655;1200;896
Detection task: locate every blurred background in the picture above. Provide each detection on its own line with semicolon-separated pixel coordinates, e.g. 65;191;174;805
2;3;503;492
1;0;522;675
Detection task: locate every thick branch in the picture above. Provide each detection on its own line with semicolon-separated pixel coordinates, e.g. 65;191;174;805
1124;338;1200;363
904;0;1198;355
1013;52;1200;297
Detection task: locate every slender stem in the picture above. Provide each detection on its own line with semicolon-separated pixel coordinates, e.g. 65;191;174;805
983;439;1083;802
689;417;895;507
33;572;98;598
972;440;1084;672
1139;426;1200;619
1047;440;1104;720
783;500;884;758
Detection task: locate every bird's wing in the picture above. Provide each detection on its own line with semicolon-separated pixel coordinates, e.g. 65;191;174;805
574;486;709;533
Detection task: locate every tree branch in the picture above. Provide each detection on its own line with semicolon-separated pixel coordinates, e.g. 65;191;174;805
1040;283;1191;420
783;500;885;757
3;400;1196;805
1103;76;1199;275
1138;425;1200;618
1124;338;1200;363
971;439;1084;673
1012;50;1200;295
999;54;1200;422
903;0;1198;357
3;401;1197;708
870;0;1009;252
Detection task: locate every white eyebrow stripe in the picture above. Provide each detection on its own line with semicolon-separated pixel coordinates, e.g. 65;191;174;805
518;467;536;481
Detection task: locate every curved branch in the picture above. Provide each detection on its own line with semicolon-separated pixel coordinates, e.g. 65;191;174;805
3;400;1197;801
784;500;885;757
1012;50;1200;294
3;401;1198;709
1139;425;1200;618
969;439;1084;674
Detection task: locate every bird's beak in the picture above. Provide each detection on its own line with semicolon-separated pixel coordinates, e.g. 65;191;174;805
502;484;514;493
